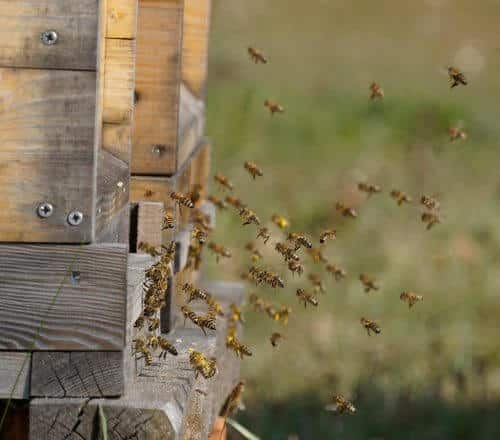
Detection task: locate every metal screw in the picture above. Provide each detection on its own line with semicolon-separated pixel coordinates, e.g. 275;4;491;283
151;145;166;157
71;271;81;285
67;211;83;226
41;30;59;45
37;202;54;218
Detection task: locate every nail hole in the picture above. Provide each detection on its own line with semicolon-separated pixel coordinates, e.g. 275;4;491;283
71;271;81;285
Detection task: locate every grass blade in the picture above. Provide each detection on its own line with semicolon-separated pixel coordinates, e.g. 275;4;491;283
226;418;260;440
98;405;109;440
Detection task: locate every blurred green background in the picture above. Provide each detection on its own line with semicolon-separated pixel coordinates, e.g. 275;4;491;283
205;1;500;438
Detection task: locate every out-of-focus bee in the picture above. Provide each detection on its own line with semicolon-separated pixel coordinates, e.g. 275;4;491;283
138;241;161;257
185;243;203;271
359;274;379;293
207;195;227;211
370;82;384;100
221;380;246;419
170;191;194;209
249;293;267;313
319;229;337;245
245;241;263;263
390;190;412;206
132;338;154;366
134;314;145;330
214;173;234;191
421;212;441;230
307;247;328;264
308;273;326;293
275;242;300;262
420;195;440;211
190;208;212;232
264;99;284;115
326;264;347;281
271;213;290;229
148;317;160;332
358;182;382;196
162;240;176;262
287;232;313;250
400;291;423;308
181;305;199;326
244;161;263;179
256;227;271;244
144;189;154;198
207;295;224;317
226;325;252;359
240;207;261;226
162;211;175;230
157;336;177;358
181;282;208;303
248;46;268;64
296;288;319;308
225;195;246;210
189;349;217;379
192;226;207;244
448;66;467;88
288;260;304;276
188;183;203;207
249;266;284;288
270;332;283;347
335;202;357;218
360;317;381;336
276;306;292;325
449;126;467;141
230;303;245;324
326;395;356;414
208;241;232;262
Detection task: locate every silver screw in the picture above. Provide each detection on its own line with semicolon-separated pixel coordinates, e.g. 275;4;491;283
41;30;59;45
37;202;54;218
67;211;84;226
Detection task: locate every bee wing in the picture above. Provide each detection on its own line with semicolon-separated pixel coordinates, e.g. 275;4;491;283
324;404;339;412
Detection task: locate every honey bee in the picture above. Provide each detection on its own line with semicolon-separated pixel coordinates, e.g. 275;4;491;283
134;314;145;330
326;264;347;281
308;273;326;293
335;202;357;218
229;303;245;324
245;241;263;262
449;126;467;141
264;99;284;115
207;295;225;317
181;282;209;303
190;208;212;232
448;66;467;88
221;380;246;419
226;326;252;359
189;349;217;379
256;227;271;244
420;195;440;211
244;161;263;179
275;242;300;262
148;317;160;332
249;293;267;312
275;306;292;325
249;266;284;288
369;82;384;100
360;317;381;336
270;332;283;347
170;191;194;209
156;337;177;358
296;288;319;308
248;46;268;64
208;241;232;262
146;334;160;350
144;189;154;198
359;273;379;293
288;260;304;276
197;313;217;335
319;229;336;244
181;305;200;326
390;190;412;206
421;212;441;230
162;240;177;262
287;232;313;250
138;241;161;257
400;291;423;308
207;195;227;211
307;247;328;264
132;338;154;366
225;195;246;210
271;213;290;229
326;395;356;414
214;173;234;191
192;226;207;244
239;207;261;226
358;182;382;196
188;183;203;207
162;211;175;230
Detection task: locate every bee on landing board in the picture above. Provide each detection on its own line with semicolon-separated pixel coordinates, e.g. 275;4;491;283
360;317;381;336
264;100;284;115
400;291;423;308
248;47;268;64
189;349;217;379
448;66;467;88
369;82;384;100
244;161;263;179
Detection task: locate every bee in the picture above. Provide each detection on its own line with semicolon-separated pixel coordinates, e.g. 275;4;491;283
420;195;440;211
421;212;441;230
132;338;154;366
360;317;381;336
326;395;356;415
256;227;271;244
190;208;212;232
208;241;232;262
245;241;263;262
197;313;217;335
206;295;224;317
148;317;160;332
225;195;246;210
207;195;227;211
229;303;245;324
188;183;203;207
248;46;268;64
221;381;246;418
146;334;160;350
307;247;328;264
358;182;382;196
249;293;267;312
226;329;252;359
134;314;145;330
326;264;347;281
264;99;284;115
189;349;217;379
369;82;384;100
287;232;313;250
359;273;379;293
400;291;423;308
265;271;285;288
296;288;319;308
449;126;467;141
244;161;263;179
308;273;326;293
271;213;290;229
270;332;283;347
335;202;357;218
288;260;304;276
195;388;208;396
275;242;300;262
181;282;209;303
249;266;284;288
181;305;199;326
390;190;412;206
239;207;261;226
170;191;194;209
319;229;337;245
162;211;175;230
144;189;154;198
192;226;207;244
162;240;177;262
214;173;234;191
138;241;161;257
448;66;467;88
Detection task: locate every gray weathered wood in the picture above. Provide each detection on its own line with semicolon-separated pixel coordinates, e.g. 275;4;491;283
31;352;123;398
0;244;127;350
0;352;31;399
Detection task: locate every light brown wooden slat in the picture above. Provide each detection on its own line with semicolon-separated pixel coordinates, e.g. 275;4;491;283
0;244;127;350
103;123;132;163
136;202;164;250
130;176;176;210
0;352;31;399
0;0;98;70
0;68;96;242
107;0;138;39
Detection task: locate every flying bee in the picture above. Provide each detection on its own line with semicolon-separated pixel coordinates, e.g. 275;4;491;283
207;195;227;211
360;317;381;336
132;338;154;365
181;282;208;303
370;82;384;100
214;173;234;191
308;273;326;294
420;195;440;211
245;242;263;262
170;191;194;209
162;240;176;262
359;274;379;293
226;333;252;359
275;242;300;262
400;291;423;308
264;99;284;115
256;227;271;244
448;66;467;88
270;332;283;347
206;295;224;317
188;183;203;207
230;303;245;324
192;226;207;244
249;293;267;312
326;395;356;415
138;241;161;257
146;334;160;350
208;241;232;262
276;306;292;325
319;229;337;244
449;126;467;141
421;212;441;230
225;195;246;210
288;260;304;276
335;202;357;218
271;213;290;229
248;46;267;64
197;313;217;335
296;288;319;308
326;264;347;281
265;271;285;288
244;161;263;179
134;314;145;330
239;207;261;226
390;190;412;206
181;305;199;326
287;232;313;250
162;211;175;230
144;189;154;198
189;349;217;379
148;317;160;332
358;182;382;196
221;381;246;419
157;336;178;358
307;247;328;264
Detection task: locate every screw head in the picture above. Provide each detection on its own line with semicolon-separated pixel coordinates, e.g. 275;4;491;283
37;202;54;218
67;211;84;226
41;30;59;45
151;145;166;157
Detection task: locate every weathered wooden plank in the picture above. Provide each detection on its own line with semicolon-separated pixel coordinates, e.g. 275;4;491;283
107;0;138;39
190;141;211;202
137;202;164;251
0;244;127;350
182;0;212;97
0;0;98;70
31;352;123;398
0;352;31;399
0;68;96;242
103;123;132;164
130;176;176;210
131;0;184;175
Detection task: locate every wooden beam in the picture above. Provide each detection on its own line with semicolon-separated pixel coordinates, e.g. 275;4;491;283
107;0;138;39
0;352;31;399
136;202;164;250
0;244;127;350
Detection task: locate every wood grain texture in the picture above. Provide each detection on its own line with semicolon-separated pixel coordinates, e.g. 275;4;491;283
31;352;123;398
103;123;132;164
0;244;127;350
182;0;212;97
107;0;138;39
0;68;96;242
0;352;31;399
132;0;184;175
0;0;98;70
137;202;164;250
130;176;176;210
